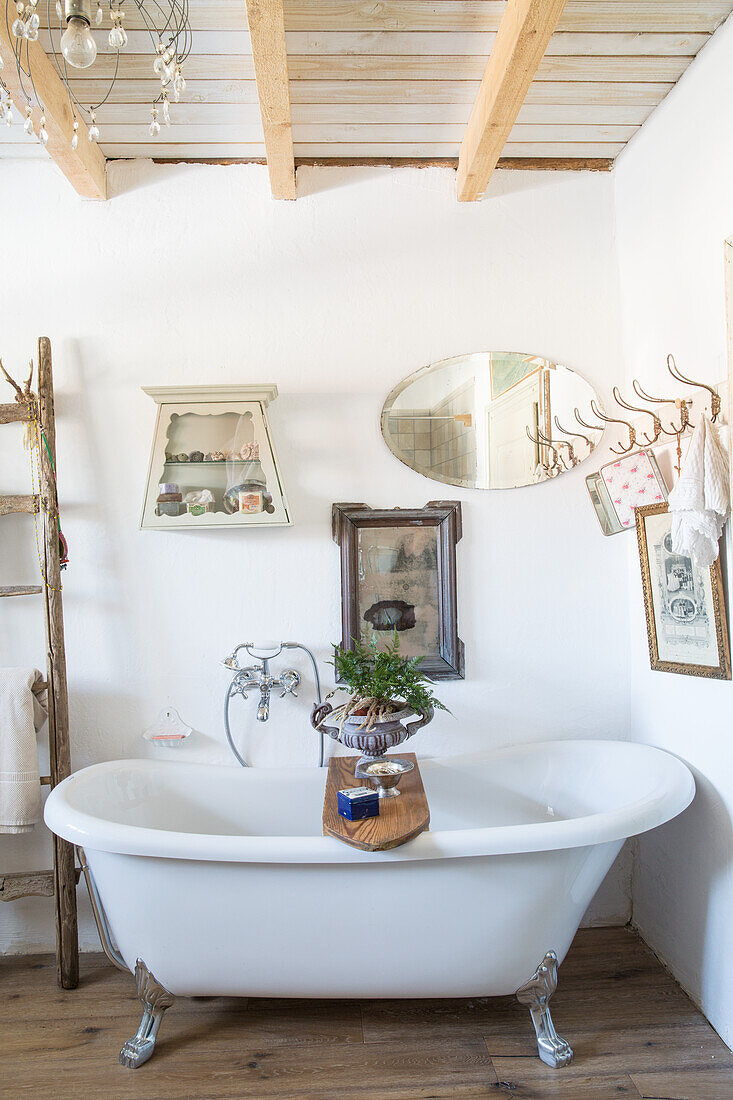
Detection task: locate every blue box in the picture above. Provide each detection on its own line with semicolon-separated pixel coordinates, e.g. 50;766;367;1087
337;786;380;821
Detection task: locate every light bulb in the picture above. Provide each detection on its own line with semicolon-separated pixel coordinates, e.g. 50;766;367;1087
61;16;97;69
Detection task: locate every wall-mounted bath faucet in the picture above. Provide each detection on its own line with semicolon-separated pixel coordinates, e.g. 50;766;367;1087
222;641;324;767
223;652;301;722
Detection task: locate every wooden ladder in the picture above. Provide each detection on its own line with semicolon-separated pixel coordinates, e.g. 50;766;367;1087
0;337;79;989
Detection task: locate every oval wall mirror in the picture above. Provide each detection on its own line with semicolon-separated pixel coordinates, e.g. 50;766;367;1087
381;352;604;490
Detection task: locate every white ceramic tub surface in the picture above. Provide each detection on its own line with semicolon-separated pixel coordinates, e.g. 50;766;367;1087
45;740;694;999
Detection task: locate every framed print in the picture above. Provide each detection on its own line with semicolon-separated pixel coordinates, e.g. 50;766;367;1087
635;502;730;679
332;501;464;680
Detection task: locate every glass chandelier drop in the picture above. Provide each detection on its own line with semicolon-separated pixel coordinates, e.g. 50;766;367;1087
0;0;191;145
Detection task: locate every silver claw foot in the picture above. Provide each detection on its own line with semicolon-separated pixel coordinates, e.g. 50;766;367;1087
516;950;573;1069
119;958;175;1069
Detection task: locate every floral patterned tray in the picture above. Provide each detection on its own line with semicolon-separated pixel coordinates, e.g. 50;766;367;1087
586;449;668;536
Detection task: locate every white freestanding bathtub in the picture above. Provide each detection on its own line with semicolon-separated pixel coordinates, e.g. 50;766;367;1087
45;739;694;1070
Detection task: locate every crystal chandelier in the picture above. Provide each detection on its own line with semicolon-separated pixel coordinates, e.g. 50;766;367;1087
0;0;192;144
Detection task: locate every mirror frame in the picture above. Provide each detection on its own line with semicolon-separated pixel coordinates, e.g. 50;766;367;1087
381;352;601;490
332;501;465;681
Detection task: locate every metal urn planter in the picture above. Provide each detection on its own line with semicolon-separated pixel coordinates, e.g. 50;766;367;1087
311;702;434;764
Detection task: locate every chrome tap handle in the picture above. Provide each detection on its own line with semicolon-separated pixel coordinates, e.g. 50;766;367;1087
278;669;301;698
231;669;264;700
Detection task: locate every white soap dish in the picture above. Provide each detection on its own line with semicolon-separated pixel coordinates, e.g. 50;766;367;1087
144;707;192;747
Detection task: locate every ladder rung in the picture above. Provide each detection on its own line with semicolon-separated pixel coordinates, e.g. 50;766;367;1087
0;585;43;597
0;871;54;900
0;403;30;425
40;776;52;786
0;494;39;516
0;868;81;902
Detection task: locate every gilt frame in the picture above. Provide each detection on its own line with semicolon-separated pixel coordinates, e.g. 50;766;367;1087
635;502;730;680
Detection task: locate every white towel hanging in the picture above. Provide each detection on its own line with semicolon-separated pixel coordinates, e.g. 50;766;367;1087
668;414;730;568
0;668;46;834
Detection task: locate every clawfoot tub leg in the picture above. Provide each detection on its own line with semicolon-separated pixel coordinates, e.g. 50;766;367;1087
119;958;175;1069
515;950;573;1069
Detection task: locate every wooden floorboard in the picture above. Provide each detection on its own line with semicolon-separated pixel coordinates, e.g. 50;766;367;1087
632;1066;733;1100
1;928;730;1099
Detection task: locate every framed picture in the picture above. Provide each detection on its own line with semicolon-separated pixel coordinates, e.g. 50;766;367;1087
332;501;464;680
635;502;730;679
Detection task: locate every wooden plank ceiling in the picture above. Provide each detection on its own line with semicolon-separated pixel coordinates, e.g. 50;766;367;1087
1;0;731;176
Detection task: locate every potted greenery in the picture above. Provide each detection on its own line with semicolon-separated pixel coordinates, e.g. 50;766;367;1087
311;633;449;761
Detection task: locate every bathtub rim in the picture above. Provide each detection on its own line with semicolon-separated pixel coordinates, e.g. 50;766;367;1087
43;739;695;864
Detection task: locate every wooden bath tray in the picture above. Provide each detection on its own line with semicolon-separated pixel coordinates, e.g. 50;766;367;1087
322;753;429;852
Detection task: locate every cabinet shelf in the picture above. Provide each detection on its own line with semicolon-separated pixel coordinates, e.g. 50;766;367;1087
162;459;262;468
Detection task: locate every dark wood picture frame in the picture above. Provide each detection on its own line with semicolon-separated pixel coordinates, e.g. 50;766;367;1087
635;501;731;680
332;501;464;681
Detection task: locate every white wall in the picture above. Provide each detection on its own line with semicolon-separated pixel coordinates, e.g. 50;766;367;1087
0;158;632;953
615;13;733;1048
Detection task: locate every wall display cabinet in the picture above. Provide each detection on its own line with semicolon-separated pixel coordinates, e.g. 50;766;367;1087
141;385;291;530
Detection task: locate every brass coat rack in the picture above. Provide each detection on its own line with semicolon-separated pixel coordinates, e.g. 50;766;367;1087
576;355;722;477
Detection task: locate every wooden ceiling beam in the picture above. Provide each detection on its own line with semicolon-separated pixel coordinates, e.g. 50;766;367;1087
0;23;106;199
457;0;569;201
244;0;296;199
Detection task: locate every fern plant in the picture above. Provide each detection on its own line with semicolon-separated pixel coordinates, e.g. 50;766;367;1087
323;632;449;732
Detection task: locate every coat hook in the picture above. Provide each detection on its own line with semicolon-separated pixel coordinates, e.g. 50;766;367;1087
666;353;721;422
632;369;693;475
612;386;663;445
590;399;637;455
631;378;694;435
554;415;594;452
574;407;605;434
537;426;579;468
526;425;562;475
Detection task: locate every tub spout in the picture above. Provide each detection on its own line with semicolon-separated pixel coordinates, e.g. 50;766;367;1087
256;690;270;722
516;950;573;1069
